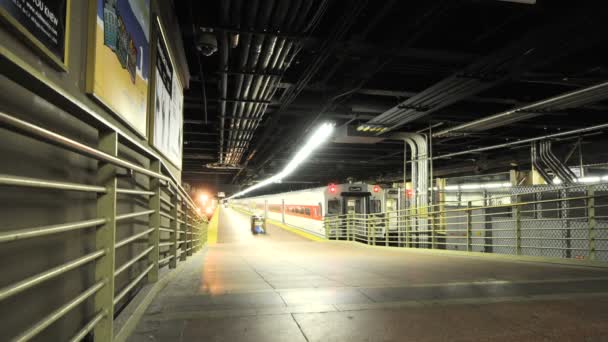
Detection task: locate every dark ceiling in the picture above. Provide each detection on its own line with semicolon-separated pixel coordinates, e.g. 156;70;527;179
174;0;608;196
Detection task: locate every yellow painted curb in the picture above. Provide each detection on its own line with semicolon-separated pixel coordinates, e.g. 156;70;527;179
265;218;326;242
230;206;325;242
206;208;219;245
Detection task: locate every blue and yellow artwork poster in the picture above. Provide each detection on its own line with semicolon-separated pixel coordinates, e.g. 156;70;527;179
88;0;150;137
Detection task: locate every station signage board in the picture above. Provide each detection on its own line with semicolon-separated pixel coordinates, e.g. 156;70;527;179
0;0;70;68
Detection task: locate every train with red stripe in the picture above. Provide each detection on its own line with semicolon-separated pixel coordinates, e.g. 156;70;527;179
230;183;397;238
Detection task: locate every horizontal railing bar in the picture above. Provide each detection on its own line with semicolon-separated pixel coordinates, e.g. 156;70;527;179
114;264;154;305
12;280;106;342
0;111;170;181
0;250;105;301
115;228;155;249
0;110;204;217
0;218;105;243
159;255;174;264
159;242;173;247
159;228;174;233
519;237;589;241
116;188;155;196
160;212;173;220
470;243;515;247
0;174;106;192
114;246;154;277
520;245;588;250
160;197;174;208
116;210;155;222
68;311;105;342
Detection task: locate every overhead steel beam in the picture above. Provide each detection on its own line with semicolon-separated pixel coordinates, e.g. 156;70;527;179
434;81;608;137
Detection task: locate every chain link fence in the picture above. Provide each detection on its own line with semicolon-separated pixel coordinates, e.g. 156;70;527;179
325;183;608;262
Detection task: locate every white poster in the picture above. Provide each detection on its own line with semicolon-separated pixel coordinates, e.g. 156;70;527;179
152;31;183;168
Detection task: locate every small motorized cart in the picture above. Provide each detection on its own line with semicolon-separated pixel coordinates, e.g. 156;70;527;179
250;215;266;234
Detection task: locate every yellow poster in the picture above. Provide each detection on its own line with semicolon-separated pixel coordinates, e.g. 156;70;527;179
87;0;150;136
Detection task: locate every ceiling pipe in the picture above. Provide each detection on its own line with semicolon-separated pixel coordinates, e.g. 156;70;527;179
544;140;577;183
531;143;552;184
225;0;318;166
433;122;608;161
217;0;232;163
434;81;608;137
390;133;429;208
539;141;570;184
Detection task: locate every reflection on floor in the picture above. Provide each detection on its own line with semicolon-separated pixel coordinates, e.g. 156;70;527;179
128;207;608;342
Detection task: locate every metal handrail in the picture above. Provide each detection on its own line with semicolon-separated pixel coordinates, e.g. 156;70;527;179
113;264;154;305
0;174;106;192
324;182;607;262
68;311;106;342
0;218;106;243
116;210;155;222
116;188;155;196
12;280;106;342
0;110;199;211
0;250;105;301
0;70;209;340
114;246;155;277
115;228;155;249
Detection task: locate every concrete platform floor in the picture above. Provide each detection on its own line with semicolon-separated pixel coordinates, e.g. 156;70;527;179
129;208;608;341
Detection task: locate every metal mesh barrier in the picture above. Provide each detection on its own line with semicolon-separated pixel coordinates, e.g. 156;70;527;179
325;184;608;263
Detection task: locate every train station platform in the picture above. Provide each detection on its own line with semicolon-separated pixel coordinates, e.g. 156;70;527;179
127;207;608;342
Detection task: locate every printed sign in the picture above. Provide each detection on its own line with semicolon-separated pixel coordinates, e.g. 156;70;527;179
1;0;69;67
151;23;183;168
87;0;150;136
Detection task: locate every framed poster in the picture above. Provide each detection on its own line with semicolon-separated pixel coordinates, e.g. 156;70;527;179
0;0;71;69
151;20;183;169
86;0;150;137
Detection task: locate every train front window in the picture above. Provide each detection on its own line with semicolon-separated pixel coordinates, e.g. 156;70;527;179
370;199;381;213
305;208;311;216
327;200;340;215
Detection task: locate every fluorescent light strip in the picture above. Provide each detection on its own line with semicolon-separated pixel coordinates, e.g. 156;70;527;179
229;122;335;199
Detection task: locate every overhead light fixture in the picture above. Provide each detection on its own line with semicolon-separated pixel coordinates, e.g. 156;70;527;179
356;123;387;133
229;122;335;199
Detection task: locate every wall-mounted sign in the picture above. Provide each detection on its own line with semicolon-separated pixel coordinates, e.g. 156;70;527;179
86;0;150;137
151;20;183;168
348;186;362;192
387;189;399;195
217;192;225;198
0;0;70;69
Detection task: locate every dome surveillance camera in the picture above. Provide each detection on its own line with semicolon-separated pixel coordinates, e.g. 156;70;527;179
196;32;218;56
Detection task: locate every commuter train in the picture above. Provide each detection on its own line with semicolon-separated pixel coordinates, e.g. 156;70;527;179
230;183;404;238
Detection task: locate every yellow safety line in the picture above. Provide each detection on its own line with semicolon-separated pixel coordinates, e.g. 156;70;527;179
230;206;325;242
206;208;219;245
265;218;326;242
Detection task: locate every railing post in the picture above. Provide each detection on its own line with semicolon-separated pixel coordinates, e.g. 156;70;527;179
347;213;352;241
405;208;411;248
431;209;437;249
367;217;372;245
384;216;388;247
93;130;118;341
170;189;178;269
515;195;522;256
147;160;161;283
186;204;193;256
466;201;472;252
180;198;188;261
587;186;596;261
